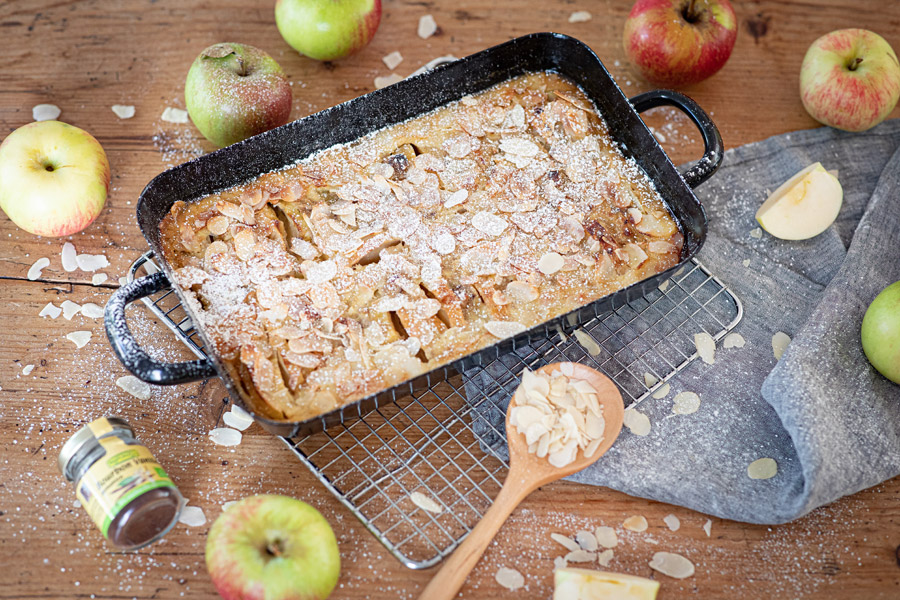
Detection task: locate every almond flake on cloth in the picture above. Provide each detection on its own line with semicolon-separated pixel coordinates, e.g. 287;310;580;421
568;10;592;22
417;14;437;39
116;375;151;401
374;73;403;90
594;526;618;548
409;491;443;514
39;302;62;319
66;331;92;349
723;333;746;349
61;300;81;320
61;242;78;272
663;514;681;531
750;227;763;239
91;273;108;286
747;457;778;480
623;515;648;532
772;331;791;360
209;427;242;447
551;533;582;552
471;211;508;236
111;104;135;119
27;257;50;280
32;103;61;121
598;548;614;567
161;107;189;124
623;409;650;436
76;253;109;271
649;552;695;579
382;51;403;70
693;332;716;364
671;391;700;415
178;505;206;527
80;303;104;319
485;320;527;338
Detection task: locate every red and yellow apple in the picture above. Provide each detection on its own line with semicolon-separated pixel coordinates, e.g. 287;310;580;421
275;0;381;62
623;0;737;87
861;281;900;384
800;29;900;132
0;120;109;237
185;43;293;148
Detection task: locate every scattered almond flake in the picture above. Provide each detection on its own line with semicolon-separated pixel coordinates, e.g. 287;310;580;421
27;257;50;280
703;519;712;537
594;526;618;549
573;328;601;356
61;242;78;272
382;51;403;70
65;331;92;349
417;14;437;39
61;300;82;320
565;550;597;563
409;491;443;514
553;556;568;570
91;273;108;286
499;136;539;157
742;259;751;267
161;107;189;124
111;104;136;119
575;530;598;552
80;303;104;319
484;320;527;338
22;364;35;376
747;457;778;480
538;251;565;275
658;279;670;292
693;332;716;364
32;103;61;121
374;73;403;90
494;567;524;591
222;500;239;512
772;331;791;360
623;515;648;532
643;372;658;388
76;253;110;272
623;409;650;436
649;552;695;579
471;211;508;236
39;302;62;319
723;333;746;349
222;411;252;431
663;514;681;531
178;505;206;527
116;375;151;401
568;10;592;22
672;391;700;415
231;403;253;421
303;259;337;284
551;533;582;552
597;548;614;567
652;383;670;399
209;427;242;447
750;227;763;239
444;189;468;208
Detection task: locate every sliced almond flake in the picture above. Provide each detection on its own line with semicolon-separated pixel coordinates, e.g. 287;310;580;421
568;10;593;23
499;136;539;157
27;257;50;280
39;302;62;319
623;515;648;532
223;411;253;431
161;107;189;124
222;500;239;512
573;329;601;356
61;242;78;272
32;103;61;121
643;372;658;388
597;548;614;567
303;259;337;284
209;427;242;447
649;552;695;579
663;514;681;532
116;375;151;401
22;364;34;375
750;227;763;239
652;382;670;399
471;211;508;236
747;457;778;480
553;556;568;570
417;14;437;39
80;303;104;319
61;300;82;320
772;331;791;360
374;73;403;90
658;279;670;292
623;409;650;436
485;320;527;338
65;331;92;349
672;391;700;415
382;51;403;70
207;215;229;235
723;333;746;349
594;526;618;548
409;491;443;514
494;567;524;591
565;550;597;563
444;189;468;208
550;533;582;552
76;253;110;272
693;332;716;364
111;104;135;119
178;505;206;527
575;530;598;552
91;273;108;286
742;259;751;267
229;403;254;424
703;519;712;537
538;252;565;275
432;231;457;255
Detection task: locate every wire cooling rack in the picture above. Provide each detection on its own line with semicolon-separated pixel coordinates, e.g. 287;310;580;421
127;251;742;569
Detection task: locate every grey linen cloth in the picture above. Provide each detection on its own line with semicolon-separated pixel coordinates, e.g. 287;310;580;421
464;120;900;524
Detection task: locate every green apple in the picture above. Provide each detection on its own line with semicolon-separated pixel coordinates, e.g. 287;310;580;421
275;0;382;62
0;120;109;237
185;43;293;148
756;162;843;240
800;29;900;132
205;494;340;600
861;281;900;384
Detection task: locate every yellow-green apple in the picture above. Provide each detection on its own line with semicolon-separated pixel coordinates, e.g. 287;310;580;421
275;0;381;62
800;29;900;132
623;0;737;87
205;495;341;600
0;120;109;237
861;281;900;384
185;43;292;148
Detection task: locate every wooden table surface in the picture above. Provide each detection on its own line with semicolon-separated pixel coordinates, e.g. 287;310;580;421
2;1;900;598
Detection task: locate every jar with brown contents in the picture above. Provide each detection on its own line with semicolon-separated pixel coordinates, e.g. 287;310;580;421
58;417;184;550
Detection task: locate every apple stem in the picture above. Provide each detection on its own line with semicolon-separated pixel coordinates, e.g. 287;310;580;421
683;0;700;23
266;540;283;558
849;57;864;71
212;51;247;77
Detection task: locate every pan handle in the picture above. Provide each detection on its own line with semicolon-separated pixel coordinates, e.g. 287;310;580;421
104;271;217;385
629;89;724;188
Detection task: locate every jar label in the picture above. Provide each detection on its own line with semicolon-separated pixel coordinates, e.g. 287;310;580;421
75;435;177;537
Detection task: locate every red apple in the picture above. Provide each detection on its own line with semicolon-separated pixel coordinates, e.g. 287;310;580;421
185;43;293;148
275;0;381;62
800;29;900;132
0;120;109;237
205;495;340;600
623;0;738;87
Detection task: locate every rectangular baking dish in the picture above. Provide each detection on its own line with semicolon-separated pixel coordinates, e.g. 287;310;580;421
104;32;723;438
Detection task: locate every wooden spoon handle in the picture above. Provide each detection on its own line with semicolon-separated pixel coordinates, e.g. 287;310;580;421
416;471;533;600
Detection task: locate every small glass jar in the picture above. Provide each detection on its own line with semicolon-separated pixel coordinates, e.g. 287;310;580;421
58;416;184;550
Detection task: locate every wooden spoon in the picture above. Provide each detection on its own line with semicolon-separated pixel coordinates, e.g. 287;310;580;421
416;362;625;600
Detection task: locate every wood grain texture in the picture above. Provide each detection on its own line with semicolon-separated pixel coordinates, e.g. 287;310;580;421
1;1;900;599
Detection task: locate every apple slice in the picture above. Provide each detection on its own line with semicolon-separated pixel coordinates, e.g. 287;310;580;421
554;567;660;600
755;162;843;240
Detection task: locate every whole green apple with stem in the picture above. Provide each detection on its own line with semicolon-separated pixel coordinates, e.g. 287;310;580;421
275;0;381;62
205;494;341;600
800;29;900;132
185;43;293;148
0;120;109;237
861;281;900;384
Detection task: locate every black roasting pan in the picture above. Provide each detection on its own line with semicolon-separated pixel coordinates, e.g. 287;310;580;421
104;32;723;438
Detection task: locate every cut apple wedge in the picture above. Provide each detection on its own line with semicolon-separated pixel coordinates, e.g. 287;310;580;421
755;162;843;240
554;567;660;600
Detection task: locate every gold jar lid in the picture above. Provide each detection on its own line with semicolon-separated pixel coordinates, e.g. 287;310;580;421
58;416;132;481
